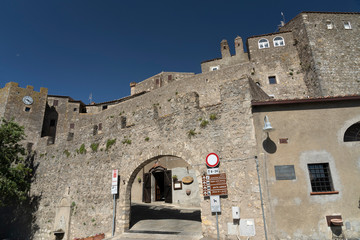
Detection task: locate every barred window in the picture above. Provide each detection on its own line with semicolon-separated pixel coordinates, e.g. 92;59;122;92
307;163;334;192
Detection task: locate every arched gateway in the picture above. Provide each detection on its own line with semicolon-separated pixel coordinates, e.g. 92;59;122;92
123;155;202;235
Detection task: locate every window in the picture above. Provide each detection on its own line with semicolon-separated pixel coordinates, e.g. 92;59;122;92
53;100;58;106
273;36;285;47
210;66;219;71
326;20;333;29
168;75;172;81
268;76;277;84
258;38;269;49
50;119;56;127
102;105;108;110
343;21;351;29
70;123;75;129
25;107;31;112
344;122;360;142
307;163;334;192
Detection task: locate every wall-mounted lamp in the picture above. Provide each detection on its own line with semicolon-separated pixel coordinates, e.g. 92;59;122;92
263;115;273;132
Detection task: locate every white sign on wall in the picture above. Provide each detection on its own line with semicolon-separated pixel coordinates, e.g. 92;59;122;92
111;169;118;195
210;195;221;213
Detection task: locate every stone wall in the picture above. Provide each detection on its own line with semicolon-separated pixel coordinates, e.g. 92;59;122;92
281;12;360;97
247;31;308;99
30;75;265;240
130;72;195;95
1;82;48;147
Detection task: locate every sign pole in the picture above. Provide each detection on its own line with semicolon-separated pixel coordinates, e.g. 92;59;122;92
112;194;116;236
216;212;220;240
111;169;118;237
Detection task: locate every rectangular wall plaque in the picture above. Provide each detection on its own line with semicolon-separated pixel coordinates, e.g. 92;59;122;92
274;165;296;180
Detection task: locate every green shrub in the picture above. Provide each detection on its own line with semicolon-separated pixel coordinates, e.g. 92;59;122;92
122;136;132;145
63;150;71;158
106;139;116;151
187;129;197;138
200;120;209;128
78;144;86;154
90;143;99;152
145;137;150;141
209;113;217;120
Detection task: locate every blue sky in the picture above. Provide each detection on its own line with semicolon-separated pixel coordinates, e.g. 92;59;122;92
0;0;359;103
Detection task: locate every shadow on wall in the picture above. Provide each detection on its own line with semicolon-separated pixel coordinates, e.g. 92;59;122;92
263;136;277;154
0;152;41;240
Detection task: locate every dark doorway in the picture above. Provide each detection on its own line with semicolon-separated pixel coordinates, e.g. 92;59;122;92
153;171;164;201
143;165;172;204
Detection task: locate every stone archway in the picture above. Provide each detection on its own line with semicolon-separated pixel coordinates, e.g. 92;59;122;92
124;155;202;235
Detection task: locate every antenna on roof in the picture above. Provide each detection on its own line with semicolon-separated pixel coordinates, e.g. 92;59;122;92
277;12;286;31
89;93;92;104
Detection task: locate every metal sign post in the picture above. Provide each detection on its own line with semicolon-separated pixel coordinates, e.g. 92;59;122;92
211;196;221;240
111;170;118;237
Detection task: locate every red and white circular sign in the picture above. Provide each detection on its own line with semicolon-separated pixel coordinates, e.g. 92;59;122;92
206;153;219;168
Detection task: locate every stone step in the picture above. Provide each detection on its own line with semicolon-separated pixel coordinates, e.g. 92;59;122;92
106;231;203;240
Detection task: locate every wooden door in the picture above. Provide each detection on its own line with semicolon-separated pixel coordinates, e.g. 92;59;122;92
164;170;172;203
143;173;151;203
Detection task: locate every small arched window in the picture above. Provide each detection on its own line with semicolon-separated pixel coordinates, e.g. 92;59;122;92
344;122;360;142
258;38;269;49
273;36;285;47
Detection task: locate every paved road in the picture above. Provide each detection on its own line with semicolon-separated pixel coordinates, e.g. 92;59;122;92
108;202;204;240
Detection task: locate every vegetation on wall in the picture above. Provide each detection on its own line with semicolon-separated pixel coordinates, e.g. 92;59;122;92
77;144;86;154
90;143;99;152
106;139;116;151
187;129;197;138
209;113;217;120
122;136;132;145
63;150;71;158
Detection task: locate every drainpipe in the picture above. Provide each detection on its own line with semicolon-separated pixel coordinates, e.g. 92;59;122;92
255;155;268;240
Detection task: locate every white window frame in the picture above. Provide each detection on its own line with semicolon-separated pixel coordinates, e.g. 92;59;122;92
210;66;220;71
273;36;285;47
326;20;333;29
343;21;351;29
258;38;269;49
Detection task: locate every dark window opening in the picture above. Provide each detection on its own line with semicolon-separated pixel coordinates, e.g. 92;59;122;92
308;163;334;192
73;108;77;112
344;122;360;142
256;82;261;87
223;46;226;50
67;132;74;141
70;123;75;129
98;123;102;131
93;125;98;136
53;100;58;106
168;75;172;81
50;119;56;127
121;116;126;129
102;105;108;110
25;107;31;112
268;76;277;84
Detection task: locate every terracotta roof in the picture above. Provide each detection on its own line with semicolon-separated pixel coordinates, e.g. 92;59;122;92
252;95;360;106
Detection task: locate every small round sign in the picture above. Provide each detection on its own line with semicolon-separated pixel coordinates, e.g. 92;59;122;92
206;153;219;168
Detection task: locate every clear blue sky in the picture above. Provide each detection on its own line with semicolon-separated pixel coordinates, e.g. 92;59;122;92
0;0;359;103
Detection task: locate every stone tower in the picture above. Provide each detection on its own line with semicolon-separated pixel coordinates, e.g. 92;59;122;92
220;39;231;58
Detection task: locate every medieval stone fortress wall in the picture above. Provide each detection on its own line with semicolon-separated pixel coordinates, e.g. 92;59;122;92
1;11;360;240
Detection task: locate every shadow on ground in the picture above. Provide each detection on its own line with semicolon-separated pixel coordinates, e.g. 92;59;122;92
130;203;201;228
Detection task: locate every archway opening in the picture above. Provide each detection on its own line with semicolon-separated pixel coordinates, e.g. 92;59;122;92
126;155;202;236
